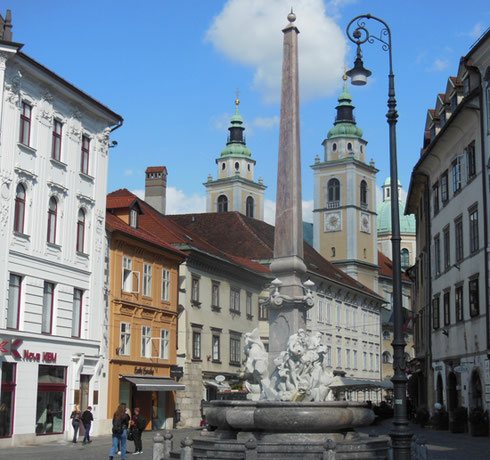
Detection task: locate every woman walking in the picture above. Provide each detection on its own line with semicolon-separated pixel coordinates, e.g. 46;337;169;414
109;404;130;460
70;405;82;443
130;407;145;455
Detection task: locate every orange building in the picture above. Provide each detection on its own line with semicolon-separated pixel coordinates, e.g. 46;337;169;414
106;191;186;430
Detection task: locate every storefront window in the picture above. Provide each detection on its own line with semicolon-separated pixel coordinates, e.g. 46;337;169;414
36;365;66;435
0;362;16;437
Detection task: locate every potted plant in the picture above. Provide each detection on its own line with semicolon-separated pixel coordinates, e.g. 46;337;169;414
416;406;430;428
449;406;467;433
468;408;489;437
430;407;449;430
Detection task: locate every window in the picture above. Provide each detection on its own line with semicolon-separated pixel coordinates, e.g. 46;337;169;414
141;326;152;358
469;207;479;253
443;226;450;269
246;292;253;318
455;285;463;322
345;306;350;328
192;331;201;359
0;362;16;438
469;278;479;317
19;102;32;145
143;264;152;297
160;329;170;360
52;120;62;160
81;135;90;174
212;335;220;361
14;183;26;233
440;110;446;127
401;248;410;268
443;291;450;326
451;94;458;112
72;289;83;337
327;179;340;207
327;301;332;324
347;142;352;151
76;209;85;253
382;351;391;364
326;346;332;367
211;281;220;308
130;208;138;228
122;257;135;293
7;274;22;329
432;183;439;215
432;296;440;329
455;217;464;262
246;196;254;218
441;171;448;203
317;297;324;322
36;366;66;435
119;323;131;355
360;180;367;208
191;277;200;304
369;353;374;371
353;350;358;369
161;269;170;301
452;157;462;193
217;195;228;213
47;197;57;244
336;303;341;327
42;282;54;334
362;310;366;332
346;349;351;368
463;77;470;95
259;302;269;320
383;330;390;340
230;288;240;313
336;347;342;368
230;335;241;365
434;235;441;276
466;142;476;179
363;351;367;370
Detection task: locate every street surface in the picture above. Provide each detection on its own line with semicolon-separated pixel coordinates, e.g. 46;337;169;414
0;420;489;459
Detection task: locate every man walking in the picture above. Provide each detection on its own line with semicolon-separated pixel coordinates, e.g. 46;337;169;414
81;406;94;444
130;407;145;455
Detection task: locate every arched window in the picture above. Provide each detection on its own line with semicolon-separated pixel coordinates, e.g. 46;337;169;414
382;351;392;364
327;178;340;207
383;330;390;340
47;197;57;244
14;183;26;233
76;209;85;253
217;195;228;213
360;180;368;207
401;248;410;268
246;196;254;218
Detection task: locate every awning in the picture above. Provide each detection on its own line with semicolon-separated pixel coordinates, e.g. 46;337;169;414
122;376;185;392
330;376;393;391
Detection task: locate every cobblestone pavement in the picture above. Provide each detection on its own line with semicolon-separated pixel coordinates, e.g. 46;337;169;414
1;422;489;460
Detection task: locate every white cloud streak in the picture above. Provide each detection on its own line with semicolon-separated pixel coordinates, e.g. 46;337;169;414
131;187;206;215
206;0;347;103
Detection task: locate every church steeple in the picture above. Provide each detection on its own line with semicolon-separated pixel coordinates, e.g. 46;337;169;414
220;94;252;158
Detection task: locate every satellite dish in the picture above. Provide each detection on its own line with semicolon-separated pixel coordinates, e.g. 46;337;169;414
215;375;225;383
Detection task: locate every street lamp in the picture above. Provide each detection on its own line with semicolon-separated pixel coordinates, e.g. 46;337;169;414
346;14;413;460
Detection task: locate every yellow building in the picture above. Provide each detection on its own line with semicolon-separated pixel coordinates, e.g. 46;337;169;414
106;190;186;430
204;98;266;220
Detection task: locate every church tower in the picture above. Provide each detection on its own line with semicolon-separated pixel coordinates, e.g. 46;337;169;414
311;76;379;291
204;96;266;220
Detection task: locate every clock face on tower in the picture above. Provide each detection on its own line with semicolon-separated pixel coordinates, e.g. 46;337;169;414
360;212;370;233
324;211;341;232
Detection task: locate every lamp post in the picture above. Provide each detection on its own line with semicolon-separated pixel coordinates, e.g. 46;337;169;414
346;14;413;460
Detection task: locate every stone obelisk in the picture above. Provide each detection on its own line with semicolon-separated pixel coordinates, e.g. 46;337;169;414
268;11;310;369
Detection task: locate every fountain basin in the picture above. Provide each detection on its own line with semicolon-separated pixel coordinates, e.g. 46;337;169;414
206;400;375;433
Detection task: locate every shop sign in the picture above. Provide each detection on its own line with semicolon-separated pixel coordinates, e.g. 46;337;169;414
170;365;184;379
23;349;57;363
0;337;22;358
134;366;154;375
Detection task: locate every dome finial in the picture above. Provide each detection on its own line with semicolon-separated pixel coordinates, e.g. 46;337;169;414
235;88;240;114
287;8;296;23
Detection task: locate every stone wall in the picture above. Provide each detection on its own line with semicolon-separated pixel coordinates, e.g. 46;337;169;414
176;361;203;427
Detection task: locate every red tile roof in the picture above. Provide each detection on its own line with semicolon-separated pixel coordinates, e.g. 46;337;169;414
146;166;167;173
167;212;382;299
107;189;139;209
378;251;411;282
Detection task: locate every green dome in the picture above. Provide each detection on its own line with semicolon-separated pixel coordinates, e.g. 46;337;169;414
377;199;416;234
383;177;401;187
327;79;363;140
328;123;363;139
220;143;252;157
220;100;252;158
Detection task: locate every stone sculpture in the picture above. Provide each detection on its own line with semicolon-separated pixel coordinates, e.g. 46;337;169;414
243;328;334;402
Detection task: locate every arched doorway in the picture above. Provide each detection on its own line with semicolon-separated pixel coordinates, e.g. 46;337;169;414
436;373;443;406
470;370;483;409
447;372;458;410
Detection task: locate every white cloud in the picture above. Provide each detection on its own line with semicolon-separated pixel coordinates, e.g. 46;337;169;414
251;115;280;130
132;188;145;200
468;22;484;39
206;0;347;103
124;169;133;176
131;187;206;215
210;112;232;131
427;58;449;72
263;198;313;224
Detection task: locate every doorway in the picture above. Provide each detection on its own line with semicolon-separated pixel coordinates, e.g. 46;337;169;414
470;370;483;409
152;391;167;430
447;372;458;410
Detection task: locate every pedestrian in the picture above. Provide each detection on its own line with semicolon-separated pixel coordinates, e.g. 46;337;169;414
81;406;94;444
130;407;145;455
70;404;82;443
109;404;130;460
117;403;131;454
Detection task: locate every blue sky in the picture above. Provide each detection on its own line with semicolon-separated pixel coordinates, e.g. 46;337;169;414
10;1;490;222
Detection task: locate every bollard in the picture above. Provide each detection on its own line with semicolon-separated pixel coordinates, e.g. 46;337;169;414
153;431;164;460
387;438;393;460
180;436;193;460
244;437;257;460
323;438;336;460
415;436;428;460
163;430;173;459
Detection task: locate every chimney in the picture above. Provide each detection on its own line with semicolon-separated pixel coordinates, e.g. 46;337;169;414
145;166;167;215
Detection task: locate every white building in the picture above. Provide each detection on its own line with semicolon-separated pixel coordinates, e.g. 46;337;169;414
0;11;122;446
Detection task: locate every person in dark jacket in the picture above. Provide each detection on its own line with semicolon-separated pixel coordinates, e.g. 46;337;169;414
130;407;145;455
70;405;82;443
109;404;130;460
81;406;93;444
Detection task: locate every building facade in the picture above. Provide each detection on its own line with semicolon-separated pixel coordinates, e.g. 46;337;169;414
106;190;186;431
406;32;490;417
0;11;122;446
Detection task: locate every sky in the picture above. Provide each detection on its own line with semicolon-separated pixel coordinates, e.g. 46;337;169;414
9;1;490;223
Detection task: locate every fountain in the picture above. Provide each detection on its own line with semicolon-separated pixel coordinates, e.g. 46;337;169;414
168;11;390;459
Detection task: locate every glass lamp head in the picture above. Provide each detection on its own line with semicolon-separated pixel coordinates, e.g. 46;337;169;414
346;56;372;86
